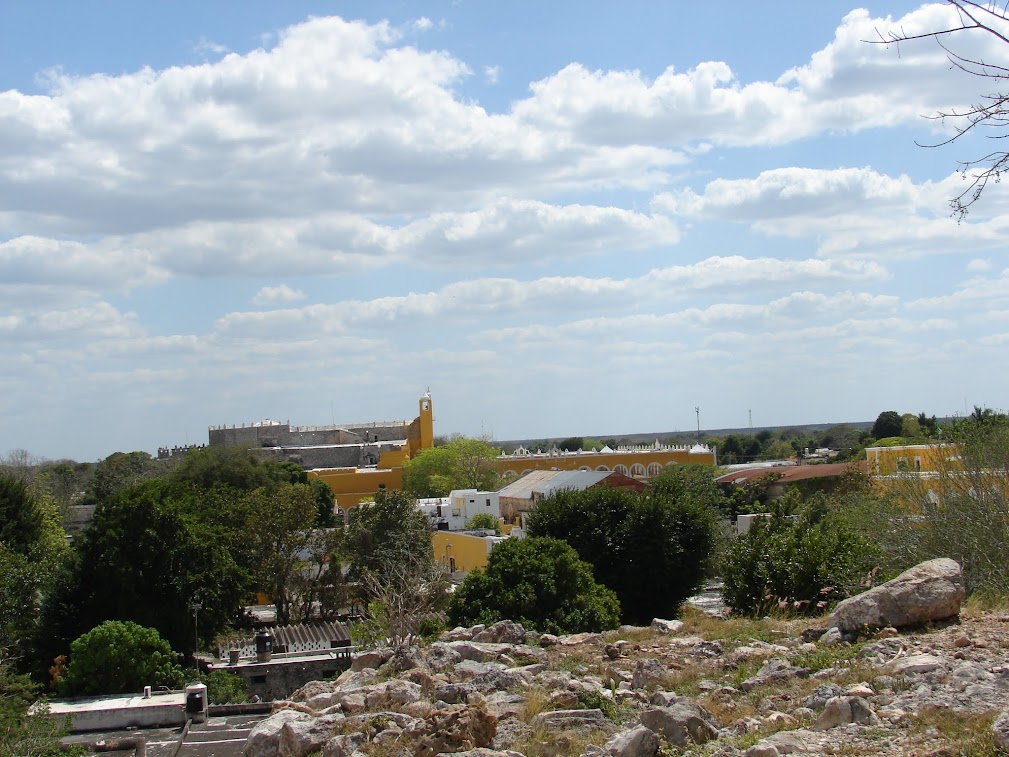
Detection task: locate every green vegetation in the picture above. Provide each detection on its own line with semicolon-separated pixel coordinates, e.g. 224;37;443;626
202;669;249;704
401;437;501;497
527;477;720;624
721;493;877;616
447;537;620;634
463;512;501;533
59;621;185;697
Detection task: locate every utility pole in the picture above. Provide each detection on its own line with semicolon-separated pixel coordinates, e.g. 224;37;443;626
695;406;701;443
190;600;202;670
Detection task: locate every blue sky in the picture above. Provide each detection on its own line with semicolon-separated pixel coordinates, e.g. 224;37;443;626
2;1;1007;461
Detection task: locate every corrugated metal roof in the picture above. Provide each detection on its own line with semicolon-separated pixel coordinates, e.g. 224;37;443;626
499;468;614;500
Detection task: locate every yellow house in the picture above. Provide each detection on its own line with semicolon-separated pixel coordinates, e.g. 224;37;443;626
865;443;956;476
493;442;716;482
432;530;507;574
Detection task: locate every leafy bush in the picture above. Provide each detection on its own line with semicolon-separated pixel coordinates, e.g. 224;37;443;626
721;497;877;616
464;512;501;534
447;537;620;634
202;669;249;704
59;620;185;696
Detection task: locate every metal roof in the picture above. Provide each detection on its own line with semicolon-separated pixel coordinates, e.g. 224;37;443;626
498;468;615;500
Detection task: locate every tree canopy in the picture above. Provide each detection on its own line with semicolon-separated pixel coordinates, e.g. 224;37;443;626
527;484;720;624
447;537;620;634
401;437;501;497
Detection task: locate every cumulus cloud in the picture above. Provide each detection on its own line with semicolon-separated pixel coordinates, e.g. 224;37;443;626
252;285;307;306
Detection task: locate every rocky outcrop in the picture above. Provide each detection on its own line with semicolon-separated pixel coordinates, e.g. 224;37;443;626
242;610;1009;756
828;558;966;634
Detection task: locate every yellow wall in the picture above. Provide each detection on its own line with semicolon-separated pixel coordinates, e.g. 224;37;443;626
432;531;494;573
865;443;955;476
493;446;716;480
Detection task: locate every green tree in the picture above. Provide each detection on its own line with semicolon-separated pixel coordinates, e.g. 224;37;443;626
60;621;185;697
0;474;70;670
243;483;321;625
722;495;877;616
44;480;249;657
0;658;81;757
170;446;280;493
528;484;720;624
401;438;501;497
873;411;1009;596
872;411;903;440
345;490;434;586
447;537;620;634
84;451;157;505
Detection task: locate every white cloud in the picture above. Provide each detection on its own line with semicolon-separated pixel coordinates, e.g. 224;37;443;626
967;258;993;273
484;65;501;84
252;285;307;306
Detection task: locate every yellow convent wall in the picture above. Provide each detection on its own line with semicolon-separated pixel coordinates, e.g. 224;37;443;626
865;443;955;476
492;445;716;481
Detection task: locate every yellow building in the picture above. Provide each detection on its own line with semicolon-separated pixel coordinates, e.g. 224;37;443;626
865;443;954;476
307;395;435;519
493;442;716;482
432;530;507;574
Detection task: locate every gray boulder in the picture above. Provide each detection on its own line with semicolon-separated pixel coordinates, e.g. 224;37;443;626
812;696;880;731
604;724;660;757
243;709;345;757
473;620;527;644
639;703;720;747
631;658;667;690
828;558;965;634
993;710;1009;750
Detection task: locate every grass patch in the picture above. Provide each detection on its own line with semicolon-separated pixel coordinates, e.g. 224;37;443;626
908;706;1004;757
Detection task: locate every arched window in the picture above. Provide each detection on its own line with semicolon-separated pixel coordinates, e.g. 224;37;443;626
631;463;646;476
596;465;610;472
579;466;590;471
647;463;663;476
614;464;629;475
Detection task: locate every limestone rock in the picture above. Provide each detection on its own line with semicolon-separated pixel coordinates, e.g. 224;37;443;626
639;702;720;747
631;658;667;690
415;704;498;757
886;653;944;676
243;709;345;757
473;620;527;644
650;618;684;634
604;724;660;757
828;558;965;634
350;647;393;672
993;710;1009;750
811;696;880;731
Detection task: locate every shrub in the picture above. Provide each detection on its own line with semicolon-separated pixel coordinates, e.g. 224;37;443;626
59;620;185;697
202;669;249;704
721;497;877;616
447;537;620;634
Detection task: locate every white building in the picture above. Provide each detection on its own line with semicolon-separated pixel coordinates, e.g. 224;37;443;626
416;489;501;531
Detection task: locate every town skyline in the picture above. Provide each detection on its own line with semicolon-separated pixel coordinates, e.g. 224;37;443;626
2;1;1007;461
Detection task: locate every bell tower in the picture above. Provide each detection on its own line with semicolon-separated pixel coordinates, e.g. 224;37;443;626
417;392;434;451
